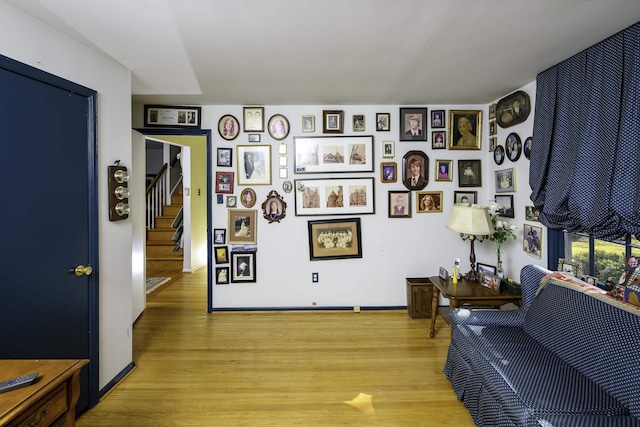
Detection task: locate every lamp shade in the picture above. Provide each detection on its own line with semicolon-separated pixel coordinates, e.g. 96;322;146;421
446;204;494;236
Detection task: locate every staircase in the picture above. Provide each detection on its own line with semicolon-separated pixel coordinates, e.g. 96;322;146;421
146;188;184;272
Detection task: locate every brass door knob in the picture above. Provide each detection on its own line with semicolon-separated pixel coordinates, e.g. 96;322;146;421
75;265;93;277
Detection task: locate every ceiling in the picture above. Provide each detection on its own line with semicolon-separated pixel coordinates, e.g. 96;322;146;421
7;0;640;106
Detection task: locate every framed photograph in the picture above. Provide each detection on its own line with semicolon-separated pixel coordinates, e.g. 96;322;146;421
144;105;201;128
215;171;234;194
505;132;522;162
477;263;497;275
268;114;290;140
402;150;429;190
227;209;257;244
294;177;375;216
388;191;411;218
214;246;229;264
480;272;501;292
218;114;240;140
226;195;237;208
494;145;505;165
496;90;531;128
448;110;482;150
237;145;272;186
262;190;287;223
416;191;443;213
495;167;516;193
435;159;453;182
382;140;395;158
248;134;261;143
293;136;374;174
458;160;482;187
376;113;390;131
494;194;514;218
282;180;293;193
489;103;497;120
489;136;497;152
432;131;446;149
431;110;445;129
352;114;365;132
217;147;232;167
380;162;397;183
307;218;362;261
525;206;540;222
279;167;288;179
580;274;599;286
302;115;315;133
399;108;427;141
454;191;477;205
524;136;533;160
323;110;344;134
213;228;226;244
525;224;544;259
243;107;264;132
489;121;497;136
231;251;257;283
240;188;256;208
215;267;230;285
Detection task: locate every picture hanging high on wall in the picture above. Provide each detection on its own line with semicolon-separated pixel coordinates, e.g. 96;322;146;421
293;136;374;174
294;177;375;216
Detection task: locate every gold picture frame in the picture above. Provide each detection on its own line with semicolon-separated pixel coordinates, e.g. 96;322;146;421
448;110;482;150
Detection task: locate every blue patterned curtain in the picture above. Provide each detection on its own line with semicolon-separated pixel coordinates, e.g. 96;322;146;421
530;22;640;241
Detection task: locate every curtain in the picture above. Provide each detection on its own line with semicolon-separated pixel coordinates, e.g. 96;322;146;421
530;22;640;241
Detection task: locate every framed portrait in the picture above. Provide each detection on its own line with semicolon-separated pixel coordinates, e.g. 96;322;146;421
495;167;516;193
524;136;533;160
294;177;375;216
279;167;287;179
215;171;234;194
307;218;362;261
376;113;390;131
580;274;599;286
489;120;497;136
248;134;261;143
382;140;395;158
144;105;201;128
352;114;365;132
454;191;477;205
213;228;226;244
416;191;443;213
215;267;230;285
402;150;429;190
323;110;344;134
293;136;374;174
505;132;522;162
243;106;264;132
494;145;505;165
435;159;453;182
214;246;229;264
448;110;482;150
388;191;411;218
525;224;544;259
282;180;293;193
217;147;232;167
480;272;501;292
268;114;290;140
489;136;497;152
494;194;514;218
240;188;256;208
380;162;397;183
477;263;497;275
489;103;497;120
237;145;272;186
525;206;540;222
262;190;287;223
302;115;315;133
226;195;237;208
432;131;446;149
227;209;257;244
399;107;427;141
431;109;445;129
496;90;531;128
458;160;482;187
218;114;240;140
231;251;257;283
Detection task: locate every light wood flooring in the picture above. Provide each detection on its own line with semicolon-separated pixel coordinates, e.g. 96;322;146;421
76;268;475;426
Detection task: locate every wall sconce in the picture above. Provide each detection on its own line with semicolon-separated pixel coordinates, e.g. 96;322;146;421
108;163;130;221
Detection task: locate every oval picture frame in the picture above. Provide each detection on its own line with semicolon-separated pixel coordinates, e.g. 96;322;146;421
524;136;533;160
218;114;240;141
402;150;429;190
496;90;531;128
267;114;290;141
240;188;256;208
494;145;505;165
505;132;522;162
262;190;287;223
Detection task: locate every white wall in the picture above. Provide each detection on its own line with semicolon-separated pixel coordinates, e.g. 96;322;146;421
0;2;134;389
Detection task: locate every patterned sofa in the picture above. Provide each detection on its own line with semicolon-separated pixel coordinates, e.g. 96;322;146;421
444;264;640;426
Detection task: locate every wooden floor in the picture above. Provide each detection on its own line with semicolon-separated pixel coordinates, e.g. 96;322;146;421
76;268;475;426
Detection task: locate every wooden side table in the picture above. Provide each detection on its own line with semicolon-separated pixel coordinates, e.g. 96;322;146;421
406;278;433;319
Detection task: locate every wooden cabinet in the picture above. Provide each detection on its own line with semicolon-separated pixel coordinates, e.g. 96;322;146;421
0;359;88;427
406;277;433;319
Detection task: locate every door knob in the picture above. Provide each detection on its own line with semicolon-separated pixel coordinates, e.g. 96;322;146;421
75;265;93;277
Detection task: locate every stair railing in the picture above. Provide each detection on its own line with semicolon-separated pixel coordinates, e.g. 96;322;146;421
146;163;168;230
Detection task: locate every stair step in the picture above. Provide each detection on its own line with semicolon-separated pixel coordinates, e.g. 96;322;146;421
155;216;176;229
163;205;182;217
147;228;176;241
146;258;183;270
146;243;183;258
172;193;183;205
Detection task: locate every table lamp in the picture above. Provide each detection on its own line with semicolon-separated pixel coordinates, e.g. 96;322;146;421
446;204;494;281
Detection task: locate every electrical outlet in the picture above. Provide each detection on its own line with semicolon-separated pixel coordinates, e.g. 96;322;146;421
353;306;361;313
312;272;319;283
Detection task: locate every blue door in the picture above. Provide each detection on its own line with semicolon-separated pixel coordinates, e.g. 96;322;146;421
0;56;98;411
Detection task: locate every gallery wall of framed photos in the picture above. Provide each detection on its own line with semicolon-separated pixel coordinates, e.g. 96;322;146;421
199;85;541;310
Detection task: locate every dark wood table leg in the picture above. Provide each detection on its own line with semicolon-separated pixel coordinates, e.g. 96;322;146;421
430;287;439;338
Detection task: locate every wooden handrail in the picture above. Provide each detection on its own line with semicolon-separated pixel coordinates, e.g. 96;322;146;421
146;163;168;195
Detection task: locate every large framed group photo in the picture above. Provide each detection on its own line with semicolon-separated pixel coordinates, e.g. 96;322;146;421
294;177;375;216
293;136;374;174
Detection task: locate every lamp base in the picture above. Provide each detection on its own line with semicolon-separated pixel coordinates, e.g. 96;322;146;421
463;269;480;282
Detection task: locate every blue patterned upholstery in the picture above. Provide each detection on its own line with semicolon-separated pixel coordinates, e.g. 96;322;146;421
444;264;640;426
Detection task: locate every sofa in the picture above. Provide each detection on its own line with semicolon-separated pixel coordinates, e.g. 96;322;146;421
444;264;640;426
